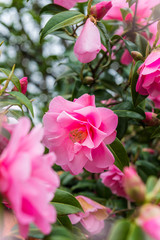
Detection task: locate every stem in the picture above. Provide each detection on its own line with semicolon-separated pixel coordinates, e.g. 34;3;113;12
0;64;15;97
132;0;138;32
87;0;93;15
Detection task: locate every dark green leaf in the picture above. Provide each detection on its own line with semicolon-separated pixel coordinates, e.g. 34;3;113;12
40;11;85;41
151;126;160;138
114;110;144;119
108;138;129;171
8;91;34;117
131;60;147;107
135;33;151;56
57;215;72;230
40;4;67;15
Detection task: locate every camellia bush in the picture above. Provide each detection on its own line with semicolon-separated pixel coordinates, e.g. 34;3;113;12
1;0;160;239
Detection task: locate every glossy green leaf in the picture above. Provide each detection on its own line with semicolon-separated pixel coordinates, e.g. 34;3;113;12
0;68;21;91
114;110;144;120
57;215;72;230
108;138;129;171
146;176;158;193
46;226;74;240
8;91;34;117
108;219;131;240
40;3;67;15
131;60;147;107
52;189;83;215
40;11;85;41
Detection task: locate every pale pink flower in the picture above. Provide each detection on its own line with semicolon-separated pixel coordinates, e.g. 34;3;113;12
136;50;160;108
12;77;28;94
43;94;118;175
0;117;60;238
69;195;111;234
90;1;112;20
74;19;101;63
54;0;87;9
123;166;146;203
136;204;160;240
100;165;127;198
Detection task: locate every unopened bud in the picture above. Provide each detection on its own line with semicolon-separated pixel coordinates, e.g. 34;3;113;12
12;77;28;94
143;112;160;126
123;166;146;203
131;51;144;61
90;1;112;20
83;76;94;85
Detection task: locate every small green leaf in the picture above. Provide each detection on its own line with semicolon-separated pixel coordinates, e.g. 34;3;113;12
131;60;147;107
8;91;34;117
40;11;85;41
0;68;21;91
108;219;131;240
40;4;67;15
135;33;151;56
126;0;136;7
57;215;72;230
108;138;129;171
28;224;44;239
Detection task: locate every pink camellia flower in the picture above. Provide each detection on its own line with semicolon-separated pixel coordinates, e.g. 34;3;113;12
120;49;133;65
143;112;160;126
136;50;160;108
74;18;101;63
123;166;146;203
0;117;60;238
90;1;112;20
100;165;127;198
136;204;160;240
43;94;118;175
69;195;111;234
12;77;28;94
54;0;87;9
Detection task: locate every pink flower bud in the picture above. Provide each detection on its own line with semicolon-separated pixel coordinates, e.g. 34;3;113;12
12;77;28;94
136;204;160;240
90;1;112;20
123;166;146;203
74;19;101;63
143;112;160;126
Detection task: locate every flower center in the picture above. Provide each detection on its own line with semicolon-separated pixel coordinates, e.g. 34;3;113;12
69;128;87;143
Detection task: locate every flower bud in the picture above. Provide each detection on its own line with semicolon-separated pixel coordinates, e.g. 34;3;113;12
131;51;144;61
143;112;160;126
123;166;146;203
83;76;94;85
90;1;112;20
12;77;28;94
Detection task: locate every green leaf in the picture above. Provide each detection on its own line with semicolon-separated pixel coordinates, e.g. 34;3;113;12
8;91;34;117
126;0;136;7
135;33;151;56
57;215;72;230
151;126;160;138
40;4;67;15
40;11;85;41
111;35;137;54
127;224;146;240
46;226;74;240
108;219;131;240
136;161;158;176
113;110;144;120
131;60;147;107
146;176;158;193
0;68;21;91
28;224;44;239
52;189;83;215
108;138;129;171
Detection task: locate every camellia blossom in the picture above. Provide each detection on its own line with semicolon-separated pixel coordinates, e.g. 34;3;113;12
74;18;101;63
136;50;160;108
43;94;118;175
12;77;28;94
54;0;87;9
0;117;60;237
143;112;160;126
100;165;127;198
69;195;111;234
136;204;160;240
